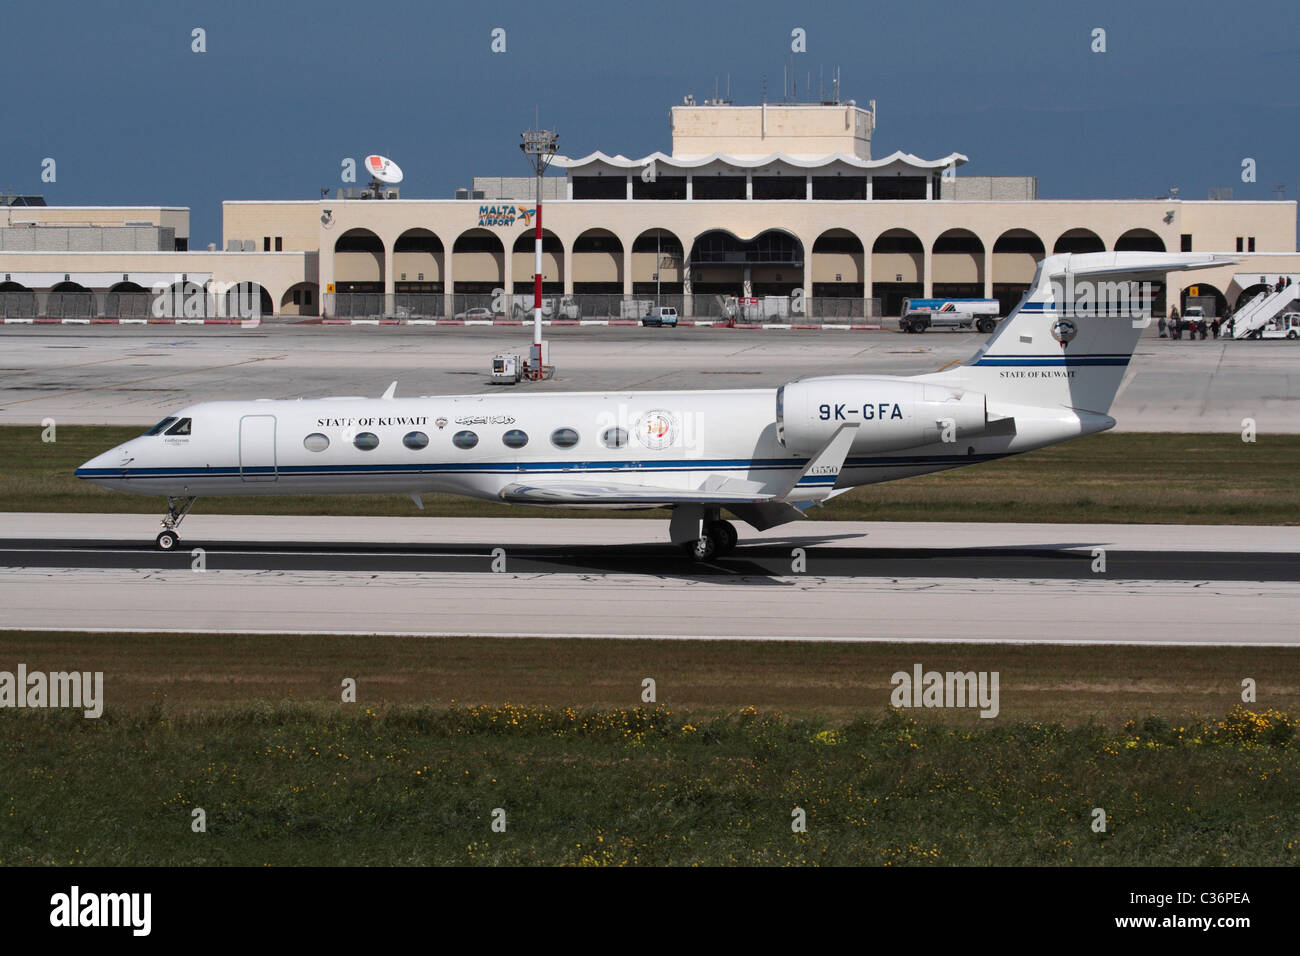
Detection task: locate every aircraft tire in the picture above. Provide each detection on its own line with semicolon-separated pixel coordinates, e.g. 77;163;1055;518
156;530;179;551
684;527;724;561
712;520;738;554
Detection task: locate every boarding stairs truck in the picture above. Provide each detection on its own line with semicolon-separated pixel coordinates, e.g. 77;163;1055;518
1230;275;1300;338
899;297;1000;333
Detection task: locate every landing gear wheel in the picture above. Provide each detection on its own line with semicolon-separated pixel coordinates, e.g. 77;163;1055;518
156;530;179;551
683;526;725;561
713;520;738;555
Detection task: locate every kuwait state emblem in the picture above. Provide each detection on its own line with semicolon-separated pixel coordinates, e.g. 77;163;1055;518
1050;317;1078;346
634;410;678;450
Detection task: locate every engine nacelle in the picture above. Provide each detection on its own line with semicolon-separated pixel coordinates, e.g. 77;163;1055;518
776;376;987;454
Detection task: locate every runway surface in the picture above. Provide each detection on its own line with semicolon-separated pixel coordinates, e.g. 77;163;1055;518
2;515;1297;644
1;324;1295;432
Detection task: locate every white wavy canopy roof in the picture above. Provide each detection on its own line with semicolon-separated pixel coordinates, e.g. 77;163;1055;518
555;149;969;171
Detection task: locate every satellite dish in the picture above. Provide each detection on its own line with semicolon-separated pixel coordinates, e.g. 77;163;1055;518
364;154;403;185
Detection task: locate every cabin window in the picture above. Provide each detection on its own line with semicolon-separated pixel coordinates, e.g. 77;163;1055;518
145;417;178;436
452;430;479;449
353;432;379;450
550;427;580;449
164;418;192;436
600;427;628;449
303;433;329;452
502;429;529;449
402;431;429;450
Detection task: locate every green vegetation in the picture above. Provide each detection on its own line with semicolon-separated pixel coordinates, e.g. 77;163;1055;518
1;633;1296;865
2;703;1295;865
3;425;1296;524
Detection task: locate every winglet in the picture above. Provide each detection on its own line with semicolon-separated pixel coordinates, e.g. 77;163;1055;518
381;381;397;400
778;422;859;500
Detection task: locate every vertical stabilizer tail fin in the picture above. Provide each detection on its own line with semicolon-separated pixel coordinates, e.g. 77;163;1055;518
923;252;1238;415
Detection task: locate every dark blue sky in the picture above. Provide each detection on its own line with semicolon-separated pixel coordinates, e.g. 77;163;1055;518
2;0;1296;246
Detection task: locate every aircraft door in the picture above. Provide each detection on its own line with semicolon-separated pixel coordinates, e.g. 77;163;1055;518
239;415;278;482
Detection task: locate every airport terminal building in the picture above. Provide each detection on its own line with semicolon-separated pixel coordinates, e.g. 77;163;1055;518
2;99;1297;322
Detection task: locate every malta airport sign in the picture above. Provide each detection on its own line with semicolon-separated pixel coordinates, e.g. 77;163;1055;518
478;204;537;228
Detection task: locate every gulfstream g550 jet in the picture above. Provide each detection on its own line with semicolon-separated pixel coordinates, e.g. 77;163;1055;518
77;252;1233;557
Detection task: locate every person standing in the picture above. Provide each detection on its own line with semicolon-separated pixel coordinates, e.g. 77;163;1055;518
1158;315;1168;338
1211;317;1221;339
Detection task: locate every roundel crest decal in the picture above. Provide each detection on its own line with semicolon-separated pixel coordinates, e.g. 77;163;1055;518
1050;317;1078;344
634;410;678;450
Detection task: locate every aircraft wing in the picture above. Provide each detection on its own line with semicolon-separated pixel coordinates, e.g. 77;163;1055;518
498;480;776;507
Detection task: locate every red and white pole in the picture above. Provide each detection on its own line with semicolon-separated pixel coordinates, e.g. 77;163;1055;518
532;195;543;375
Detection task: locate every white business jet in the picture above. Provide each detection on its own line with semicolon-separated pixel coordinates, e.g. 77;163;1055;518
77;252;1232;557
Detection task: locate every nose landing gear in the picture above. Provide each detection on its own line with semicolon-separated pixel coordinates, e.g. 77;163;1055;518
155;496;197;551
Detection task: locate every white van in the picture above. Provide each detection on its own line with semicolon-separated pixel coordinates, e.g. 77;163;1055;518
642;306;678;328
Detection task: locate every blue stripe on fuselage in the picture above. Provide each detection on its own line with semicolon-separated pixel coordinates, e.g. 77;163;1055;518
75;451;1007;483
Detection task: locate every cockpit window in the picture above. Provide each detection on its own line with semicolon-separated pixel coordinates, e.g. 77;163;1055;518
144;417;178;436
164;418;192;436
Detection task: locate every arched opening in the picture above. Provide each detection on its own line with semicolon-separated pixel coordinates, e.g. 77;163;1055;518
572;229;623;295
746;230;804;297
1115;229;1166;253
154;280;207;318
280;282;320;317
511;229;564;295
394;229;444;288
105;281;150;319
1179;282;1227;320
992;229;1046;314
332;229;385;317
687;229;804;316
631;229;685;300
393;229;444;317
811;229;865;319
47;281;96;319
451;229;505;315
871;229;923;317
931;229;985;300
1053;228;1105;255
0;281;36;319
223;282;272;319
689;230;745;301
1232;283;1272;314
333;229;385;291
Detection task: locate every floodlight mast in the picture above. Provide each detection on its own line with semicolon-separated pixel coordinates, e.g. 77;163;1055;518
521;128;558;379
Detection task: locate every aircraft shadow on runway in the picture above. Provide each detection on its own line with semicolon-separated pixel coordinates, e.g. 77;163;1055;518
9;539;1296;583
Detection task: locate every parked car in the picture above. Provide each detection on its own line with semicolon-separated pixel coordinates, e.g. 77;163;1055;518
454;307;494;321
641;306;678;327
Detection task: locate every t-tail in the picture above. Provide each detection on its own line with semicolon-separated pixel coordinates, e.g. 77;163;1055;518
921;252;1238;417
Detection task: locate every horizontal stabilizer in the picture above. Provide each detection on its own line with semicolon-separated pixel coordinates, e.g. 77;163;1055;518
1044;252;1239;279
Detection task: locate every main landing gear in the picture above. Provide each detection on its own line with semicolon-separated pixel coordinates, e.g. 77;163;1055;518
675;514;739;561
691;519;738;560
155;496;196;551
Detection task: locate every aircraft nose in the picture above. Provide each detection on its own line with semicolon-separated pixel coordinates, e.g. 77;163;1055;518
75;444;135;479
